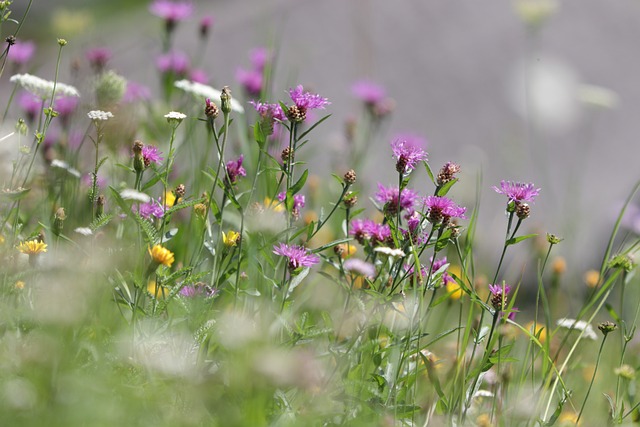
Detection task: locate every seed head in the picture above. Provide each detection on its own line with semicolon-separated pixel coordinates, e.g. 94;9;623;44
344;169;357;185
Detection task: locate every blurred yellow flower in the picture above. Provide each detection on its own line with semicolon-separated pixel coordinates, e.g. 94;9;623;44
18;240;47;255
51;9;92;37
164;190;176;208
147;280;166;299
264;197;285;213
14;281;25;290
148;244;175;267
552;256;566;275
584;269;600;288
446;280;463;300
222;230;240;247
525;321;547;344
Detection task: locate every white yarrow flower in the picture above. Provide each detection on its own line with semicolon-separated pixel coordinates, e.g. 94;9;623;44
174;79;245;113
10;73;80;99
164;111;187;121
87;110;114;121
374;247;406;257
556;318;597;340
50;159;81;178
120;189;151;203
74;227;93;236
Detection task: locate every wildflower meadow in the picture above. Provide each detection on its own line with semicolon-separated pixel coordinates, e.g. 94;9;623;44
1;1;639;426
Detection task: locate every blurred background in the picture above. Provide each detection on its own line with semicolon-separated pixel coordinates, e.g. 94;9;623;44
5;0;640;303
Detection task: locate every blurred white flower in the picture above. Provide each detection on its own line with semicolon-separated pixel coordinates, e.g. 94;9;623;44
556;318;597;340
87;110;113;121
174;79;245;113
10;73;79;99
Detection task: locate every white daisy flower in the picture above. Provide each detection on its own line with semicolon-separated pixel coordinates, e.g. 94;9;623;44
174;80;245;113
10;73;80;99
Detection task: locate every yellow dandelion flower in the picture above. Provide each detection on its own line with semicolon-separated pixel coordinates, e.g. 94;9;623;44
446;280;463;300
0;234;5;244
222;230;240;247
164;190;176;208
14;281;25;290
18;240;47;255
148;244;175;267
584;269;600;288
147;280;166;299
525;321;547;344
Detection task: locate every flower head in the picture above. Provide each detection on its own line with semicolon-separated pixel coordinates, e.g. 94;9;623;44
350;218;390;246
174;80;245;113
286;85;330;122
123;82;152;103
18;240;47;255
375;184;419;216
250;47;269;71
156;51;190;75
135;198;165;219
148;244;175;267
164;111;186;125
87;110;113;121
351;79;386;104
250;101;286;121
277;192;306;210
424;196;467;224
344;258;376;278
493;180;540;204
236;67;262;97
149;0;193;22
222;230;240;247
225;155;246;184
8;40;35;65
273;243;319;271
391;137;428;174
489;283;512;311
85;47;112;71
142;145;164;167
10;73;79;99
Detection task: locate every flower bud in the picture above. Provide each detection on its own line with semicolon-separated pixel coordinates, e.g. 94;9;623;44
220;86;232;114
53;207;66;236
343;169;357;185
96;195;106;217
132;140;145;173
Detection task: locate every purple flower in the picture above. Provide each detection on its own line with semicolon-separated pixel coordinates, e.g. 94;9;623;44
288;85;330;110
135;198;165;219
278;192;305;210
493;181;540;204
391;136;428;174
431;256;454;285
375;184;419;216
54;96;78;118
149;0;193;22
189;68;209;84
344;258;376;278
349;218;390;246
250;101;286;121
351;79;386;104
180;282;217;297
85;47;112;71
82;173;107;189
156;51;190;75
250;47;269;71
123;82;152;103
424;196;467;223
142;145;164;166
8;40;35;65
18;91;42;121
273;243;320;271
236;67;263;96
199;15;213;37
225;155;246;184
489;283;512;311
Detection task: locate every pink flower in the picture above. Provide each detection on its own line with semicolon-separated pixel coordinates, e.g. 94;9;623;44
54;96;78;118
123;82;152;103
278;192;305;210
250;101;286;121
391;136;428;174
250;47;269;71
85;47;112;71
149;0;193;22
424;196;467;223
199;15;213;37
225;155;246;184
375;184;419;216
349;219;390;246
273;243;319;271
135;198;165;219
288;85;330;110
7;40;35;65
156;51;190;75
493;181;540;203
236;67;263;96
344;258;376;278
142;145;164;166
18;92;42;121
351;79;386;104
489;283;512;311
189;68;209;84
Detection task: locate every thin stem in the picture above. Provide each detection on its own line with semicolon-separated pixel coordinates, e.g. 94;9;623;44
576;333;608;424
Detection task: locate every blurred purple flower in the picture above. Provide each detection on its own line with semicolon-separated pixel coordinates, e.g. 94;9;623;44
250;101;286;121
180;282;217;297
489;283;512;296
82;173;107;189
236;67;262;97
149;0;193;22
156;51;190;75
278;192;305;210
350;218;390;246
123;81;152;103
54;96;79;118
493;181;540;203
351;79;386;104
225;155;246;184
273;243;319;270
189;68;209;84
135;198;165;219
67;131;85;149
289;85;330;110
8;40;35;65
18;91;42;121
199;15;213;37
391;136;428;174
344;258;376;278
375;184;419;215
250;47;269;71
85;47;112;71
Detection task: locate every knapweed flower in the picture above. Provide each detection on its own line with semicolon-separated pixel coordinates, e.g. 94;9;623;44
142;145;163;167
148;244;175;267
149;0;193;24
199;16;213;38
123;81;152;103
489;283;511;311
391;137;428;174
18;239;47;255
250;47;269;71
8;40;35;65
375;184;419;216
250;101;286;121
180;282;217;297
135;198;165;219
87;110;113;121
286;85;330;122
222;230;240;247
18;91;42;122
189;69;209;84
85;47;112;71
351;79;386;105
432;257;454;285
156;51;190;75
273;243;319;271
236;67;262;97
10;73;80;99
277;192;306;210
344;258;376;278
350;218;391;246
493;180;540;204
174;80;245;113
424;196;467;224
225;155;246;184
437;162;461;186
54;96;78;119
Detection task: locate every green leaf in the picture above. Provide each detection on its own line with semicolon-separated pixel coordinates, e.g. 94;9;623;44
605;303;622;324
109;186;133;219
297;114;331;142
253;123;267;148
434;228;453;252
424;162;436;186
0;187;30;201
436;178;458;196
311;238;352;254
506;233;538;246
289;169;308;195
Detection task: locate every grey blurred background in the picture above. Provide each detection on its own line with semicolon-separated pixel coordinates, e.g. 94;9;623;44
6;0;640;300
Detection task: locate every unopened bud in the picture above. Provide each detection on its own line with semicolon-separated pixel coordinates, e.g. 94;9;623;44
343;169;357;185
96;195;105;217
343;192;358;208
286;105;306;123
205;98;219;119
516;202;530;220
133;140;145;172
220;86;232;114
174;184;186;203
53;207;66;236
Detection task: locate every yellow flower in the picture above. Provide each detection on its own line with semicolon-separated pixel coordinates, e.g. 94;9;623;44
525;321;547;344
14;281;25;290
584;269;600;288
147;280;166;299
0;235;5;244
18;240;47;255
552;256;566;275
558;411;580;426
148;244;175;267
164;190;176;208
446;280;463;300
264;197;285;213
222;230;240;247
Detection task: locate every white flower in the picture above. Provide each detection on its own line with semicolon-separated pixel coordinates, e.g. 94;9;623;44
50;159;81;178
87;110;113;121
556;318;597;340
120;189;151;203
174;79;245;113
10;73;80;99
164;111;187;121
74;227;93;236
374;247;406;257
